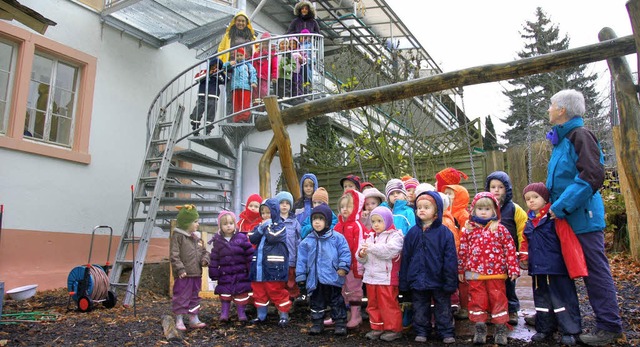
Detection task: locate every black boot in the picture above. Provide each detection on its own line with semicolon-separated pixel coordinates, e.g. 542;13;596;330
473;322;487;344
309;319;323;335
334;319;347;336
494;324;508;345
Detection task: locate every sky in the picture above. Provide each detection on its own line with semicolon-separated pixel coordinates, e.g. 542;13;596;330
384;0;637;140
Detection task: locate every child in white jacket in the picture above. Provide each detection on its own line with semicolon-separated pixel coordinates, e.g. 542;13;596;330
356;206;404;341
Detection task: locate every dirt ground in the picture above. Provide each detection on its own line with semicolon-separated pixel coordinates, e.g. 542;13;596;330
1;254;638;347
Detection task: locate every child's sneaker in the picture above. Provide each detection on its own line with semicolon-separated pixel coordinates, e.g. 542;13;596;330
414;335;427;343
443;336;456;344
365;330;384;340
380;331;402;342
278;312;289;327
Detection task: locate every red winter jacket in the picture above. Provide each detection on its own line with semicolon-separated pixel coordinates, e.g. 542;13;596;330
333;189;366;278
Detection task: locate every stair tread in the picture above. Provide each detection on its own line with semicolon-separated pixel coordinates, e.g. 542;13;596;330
164;166;234;182
136;196;228;206
155;182;227;193
173;149;234;171
189;136;236;158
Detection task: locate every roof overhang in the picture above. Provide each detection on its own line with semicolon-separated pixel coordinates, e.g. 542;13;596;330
0;0;57;34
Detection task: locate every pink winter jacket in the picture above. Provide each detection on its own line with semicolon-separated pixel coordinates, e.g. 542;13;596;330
356;228;403;286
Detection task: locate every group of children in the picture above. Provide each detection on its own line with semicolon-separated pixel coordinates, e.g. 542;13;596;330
190;31;314;129
170;168;584;345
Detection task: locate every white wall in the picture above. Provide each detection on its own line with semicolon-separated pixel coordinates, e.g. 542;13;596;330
0;0;199;235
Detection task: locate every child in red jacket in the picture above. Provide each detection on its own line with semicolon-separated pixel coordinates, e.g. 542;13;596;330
333;188;366;329
237;194;263;235
458;192;519;346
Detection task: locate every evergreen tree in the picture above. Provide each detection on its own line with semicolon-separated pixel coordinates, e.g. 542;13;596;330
502;7;601;147
484;115;499;150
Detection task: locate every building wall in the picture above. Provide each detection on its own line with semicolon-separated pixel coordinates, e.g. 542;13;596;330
0;0;199;290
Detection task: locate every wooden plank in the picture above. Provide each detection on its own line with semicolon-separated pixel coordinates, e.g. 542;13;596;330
256;35;636;131
613;127;640;259
627;0;640;85
506;145;528;207
259;138;278;199
531;141;551;184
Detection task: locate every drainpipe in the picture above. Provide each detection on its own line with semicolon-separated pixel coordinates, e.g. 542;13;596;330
237;0;246;12
233;142;244;217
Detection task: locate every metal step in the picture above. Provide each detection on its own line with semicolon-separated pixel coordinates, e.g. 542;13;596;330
136;196;228;207
165;166;234;183
155;209;223;220
189;135;236;158
173;149;234;171
151;182;226;194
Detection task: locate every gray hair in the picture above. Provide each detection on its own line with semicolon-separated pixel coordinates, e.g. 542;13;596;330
550;89;585;117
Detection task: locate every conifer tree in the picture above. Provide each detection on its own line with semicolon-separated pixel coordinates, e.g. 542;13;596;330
484;115;499;151
502;7;601;147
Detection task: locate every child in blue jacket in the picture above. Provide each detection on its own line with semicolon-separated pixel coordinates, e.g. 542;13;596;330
224;47;257;122
296;204;351;336
381;178;416;236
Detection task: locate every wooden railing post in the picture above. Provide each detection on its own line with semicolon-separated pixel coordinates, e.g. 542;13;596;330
263;96;300;201
258;138;278;199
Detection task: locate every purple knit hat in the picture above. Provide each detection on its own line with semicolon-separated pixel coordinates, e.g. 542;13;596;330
370;206;394;231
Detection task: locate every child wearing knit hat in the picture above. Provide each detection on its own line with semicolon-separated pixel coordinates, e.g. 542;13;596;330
294;173;318;225
401;175;420;207
300;187;338;239
209;211;254;322
361;187;386;230
223;47;258;122
380;178;415;236
238;194;263;235
435;167;468;193
171;204;210;330
340;174;361;193
520;183;582;345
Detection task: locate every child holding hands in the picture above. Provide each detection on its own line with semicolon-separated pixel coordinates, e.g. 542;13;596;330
458;192;520;345
520;183;581;345
296;204;351;336
209;211;254;322
357;206;404;342
400;191;458;344
170;205;210;330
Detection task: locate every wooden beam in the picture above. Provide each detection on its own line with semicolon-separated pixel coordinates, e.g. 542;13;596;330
256;35;636;131
0;1;55;34
627;0;640;86
600;27;640;260
258;137;277;199
264;96;300;201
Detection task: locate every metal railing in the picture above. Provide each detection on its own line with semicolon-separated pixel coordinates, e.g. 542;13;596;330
146;33;325;143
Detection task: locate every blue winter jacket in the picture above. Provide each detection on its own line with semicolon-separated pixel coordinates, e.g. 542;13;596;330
546;117;606;234
197;57;225;96
282;216;301;267
224;60;257;91
296;205;351;294
399;191;458;293
380;199;415;236
249;198;289;282
523;212;569;276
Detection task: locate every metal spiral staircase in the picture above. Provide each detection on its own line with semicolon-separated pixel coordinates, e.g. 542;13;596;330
108;34;325;306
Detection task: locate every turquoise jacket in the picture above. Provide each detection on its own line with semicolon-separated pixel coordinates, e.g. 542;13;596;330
380;199;416;236
546;117;606;234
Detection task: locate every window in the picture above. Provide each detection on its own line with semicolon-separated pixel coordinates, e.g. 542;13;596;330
0;21;96;164
24;54;79;147
0;39;16;135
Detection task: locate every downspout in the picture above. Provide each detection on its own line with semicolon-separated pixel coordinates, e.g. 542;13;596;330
233;142;244;217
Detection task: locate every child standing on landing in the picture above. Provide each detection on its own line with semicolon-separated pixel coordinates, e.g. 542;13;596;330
209;211;254;322
400;191;458;344
520;183;581;345
357;206;404;342
224;47;258;122
249;198;292;326
296;204;351;336
251;32;277;104
333;189;366;328
458;192;519;345
170;205;210;331
237;194;263;235
190;57;225;136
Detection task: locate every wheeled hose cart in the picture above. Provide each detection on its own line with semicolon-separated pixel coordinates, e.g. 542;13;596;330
67;226;117;312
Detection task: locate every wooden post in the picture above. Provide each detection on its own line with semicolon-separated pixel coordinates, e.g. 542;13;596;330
263;96;301;201
627;0;640;86
258;138;278;199
255;35;636;131
613;127;640;258
599;27;640;260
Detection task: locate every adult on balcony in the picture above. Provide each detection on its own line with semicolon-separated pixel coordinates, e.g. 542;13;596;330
218;12;256;63
286;1;320;35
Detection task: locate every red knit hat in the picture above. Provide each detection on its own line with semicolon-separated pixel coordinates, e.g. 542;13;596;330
236;47;245;55
245;194;263;209
435;167;468;192
522;182;550;202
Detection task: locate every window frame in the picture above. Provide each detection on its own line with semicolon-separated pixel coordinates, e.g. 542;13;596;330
0;21;96;164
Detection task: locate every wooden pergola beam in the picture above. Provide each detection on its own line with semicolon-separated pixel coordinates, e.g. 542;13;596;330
255;35;636;132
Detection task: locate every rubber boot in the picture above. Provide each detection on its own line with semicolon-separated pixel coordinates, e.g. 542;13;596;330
175;314;186;331
402;302;414;327
494;324;508;345
334;319;347;336
188;314;206;328
278;311;289;327
237;304;248;322
346;305;362;329
250;306;268;324
219;301;231;321
473;322;487;344
309;318;324;335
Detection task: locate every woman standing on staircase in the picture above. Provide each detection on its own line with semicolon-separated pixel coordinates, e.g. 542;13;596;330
217;12;256;63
